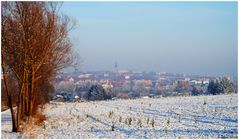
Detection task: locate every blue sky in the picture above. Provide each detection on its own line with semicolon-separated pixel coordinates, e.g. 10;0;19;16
61;2;237;77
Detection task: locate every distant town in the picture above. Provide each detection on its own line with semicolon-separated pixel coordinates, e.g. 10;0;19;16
52;69;238;102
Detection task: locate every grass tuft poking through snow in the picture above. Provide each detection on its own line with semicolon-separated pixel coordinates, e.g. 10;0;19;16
1;94;238;139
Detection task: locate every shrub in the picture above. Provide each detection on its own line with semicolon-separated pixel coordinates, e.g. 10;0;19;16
128;117;132;125
108;111;114;118
203;99;207;105
146;118;150;124
119;116;122;123
34;112;46;126
124;118;128;125
194;117;198;124
137;119;142;128
166;118;170;125
111;123;115;131
151;119;155;127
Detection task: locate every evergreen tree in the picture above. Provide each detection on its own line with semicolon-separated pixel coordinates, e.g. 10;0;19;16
221;77;234;93
207;80;224;95
88;85;111;100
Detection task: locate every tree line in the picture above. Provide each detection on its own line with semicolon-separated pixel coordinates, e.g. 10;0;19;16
207;77;236;95
192;77;236;96
2;2;75;132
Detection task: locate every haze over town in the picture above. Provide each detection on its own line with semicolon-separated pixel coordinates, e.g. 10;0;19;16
1;1;238;139
61;2;237;77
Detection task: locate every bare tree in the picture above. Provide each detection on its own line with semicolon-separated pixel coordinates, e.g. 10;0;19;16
2;1;76;132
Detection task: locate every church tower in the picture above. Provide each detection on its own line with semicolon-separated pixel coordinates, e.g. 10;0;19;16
115;61;118;73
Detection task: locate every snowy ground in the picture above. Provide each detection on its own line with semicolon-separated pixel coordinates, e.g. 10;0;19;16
1;108;24;139
1;94;238;139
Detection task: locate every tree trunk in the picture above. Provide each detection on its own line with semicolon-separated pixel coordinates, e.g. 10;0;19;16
2;73;17;132
29;69;35;116
1;58;17;132
16;70;26;131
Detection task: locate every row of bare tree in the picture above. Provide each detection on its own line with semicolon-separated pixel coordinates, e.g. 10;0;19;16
2;2;75;132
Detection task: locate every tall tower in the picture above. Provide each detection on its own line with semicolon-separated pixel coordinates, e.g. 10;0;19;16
115;61;118;73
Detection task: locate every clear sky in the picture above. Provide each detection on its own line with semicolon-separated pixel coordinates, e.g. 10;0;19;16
60;2;237;77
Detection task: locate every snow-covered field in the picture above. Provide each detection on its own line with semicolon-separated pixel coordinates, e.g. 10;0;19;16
1;94;238;139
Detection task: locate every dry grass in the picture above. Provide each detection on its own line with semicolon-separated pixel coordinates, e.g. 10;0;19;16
21;112;46;138
34;112;46;126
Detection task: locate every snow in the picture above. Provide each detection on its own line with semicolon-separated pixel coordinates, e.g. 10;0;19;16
1;94;238;139
1;109;24;139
